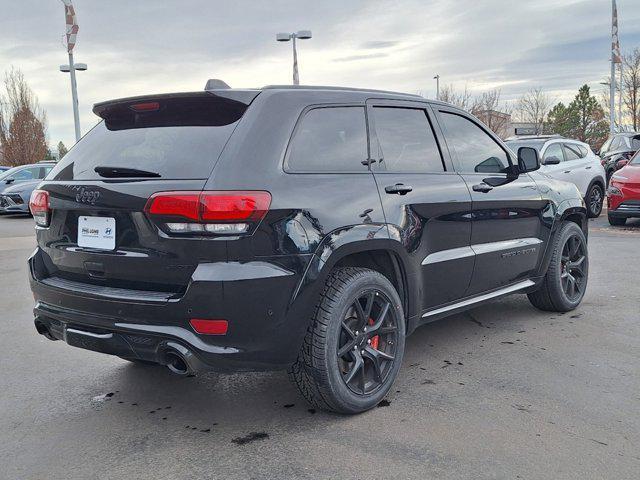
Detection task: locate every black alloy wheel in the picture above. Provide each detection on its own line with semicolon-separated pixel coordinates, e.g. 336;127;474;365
587;184;603;218
560;234;587;302
337;290;399;395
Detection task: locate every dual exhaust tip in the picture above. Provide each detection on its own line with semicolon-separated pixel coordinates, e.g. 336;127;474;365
164;350;191;376
33;319;196;376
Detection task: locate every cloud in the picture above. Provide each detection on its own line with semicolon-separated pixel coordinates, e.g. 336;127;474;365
333;53;389;62
0;0;638;148
360;40;400;49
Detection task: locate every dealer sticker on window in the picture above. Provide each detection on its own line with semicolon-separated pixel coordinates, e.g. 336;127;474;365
77;216;116;250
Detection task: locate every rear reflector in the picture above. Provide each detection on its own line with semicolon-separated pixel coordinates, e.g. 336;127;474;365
29;189;50;227
189;319;228;335
145;191;271;236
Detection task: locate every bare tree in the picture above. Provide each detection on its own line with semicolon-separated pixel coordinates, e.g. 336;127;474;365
516;88;552;135
438;84;473;110
0;68;48;166
471;89;513;138
622;48;640;131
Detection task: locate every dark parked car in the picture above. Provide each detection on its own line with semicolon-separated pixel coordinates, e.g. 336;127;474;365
599;132;640;183
29;84;589;413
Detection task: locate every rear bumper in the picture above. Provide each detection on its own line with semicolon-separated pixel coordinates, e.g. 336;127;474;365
29;248;313;372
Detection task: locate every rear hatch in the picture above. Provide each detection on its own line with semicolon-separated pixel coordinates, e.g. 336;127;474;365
35;91;258;296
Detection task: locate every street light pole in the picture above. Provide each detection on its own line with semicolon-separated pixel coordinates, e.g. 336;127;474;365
433;75;440;100
68;52;81;142
277;30;312;85
60;60;87;142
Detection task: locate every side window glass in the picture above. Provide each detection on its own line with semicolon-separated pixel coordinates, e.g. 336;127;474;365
610;136;623;150
543;143;564;163
287;107;367;172
564;144;582;161
578;145;589;157
439;112;510;174
372;107;444;172
13;168;35;180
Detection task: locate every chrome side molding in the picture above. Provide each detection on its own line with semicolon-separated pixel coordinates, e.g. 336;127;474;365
422;279;535;318
422;237;542;265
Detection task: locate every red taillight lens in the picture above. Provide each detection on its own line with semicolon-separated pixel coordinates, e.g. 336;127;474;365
189;319;228;335
144;191;271;236
200;191;271;221
146;192;200;221
29;189;50;227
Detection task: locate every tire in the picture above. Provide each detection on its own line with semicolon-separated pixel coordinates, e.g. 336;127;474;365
289;267;406;414
585;184;604;218
528;221;588;312
608;214;626;226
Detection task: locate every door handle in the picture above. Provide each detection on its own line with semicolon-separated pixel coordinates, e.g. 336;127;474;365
385;183;413;195
585;166;592;169
472;183;493;193
563;170;571;174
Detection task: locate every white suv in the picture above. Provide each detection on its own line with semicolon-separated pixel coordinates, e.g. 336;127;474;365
505;136;606;218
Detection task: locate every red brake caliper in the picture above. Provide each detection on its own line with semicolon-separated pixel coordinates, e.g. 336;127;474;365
368;318;379;350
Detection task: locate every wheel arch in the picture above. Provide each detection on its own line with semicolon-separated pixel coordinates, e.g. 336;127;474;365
290;225;416;334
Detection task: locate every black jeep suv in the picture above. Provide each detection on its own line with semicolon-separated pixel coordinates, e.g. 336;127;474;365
29;84;589;414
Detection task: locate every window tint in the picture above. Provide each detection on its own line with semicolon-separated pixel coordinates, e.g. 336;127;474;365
48;95;246;181
439;112;510;173
373;107;443;172
287;107;367;172
563;144;582;161
543;143;564;162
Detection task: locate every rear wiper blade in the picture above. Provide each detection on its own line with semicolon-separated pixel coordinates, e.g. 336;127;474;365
94;166;161;178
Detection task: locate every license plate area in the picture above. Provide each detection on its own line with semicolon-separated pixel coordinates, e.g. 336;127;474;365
77;216;116;250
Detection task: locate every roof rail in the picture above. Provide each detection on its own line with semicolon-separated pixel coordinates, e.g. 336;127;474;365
261;84;423;98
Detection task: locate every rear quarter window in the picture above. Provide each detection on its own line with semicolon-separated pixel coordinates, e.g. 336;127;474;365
286;106;368;172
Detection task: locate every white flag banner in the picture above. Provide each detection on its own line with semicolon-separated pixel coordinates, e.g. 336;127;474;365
62;0;79;53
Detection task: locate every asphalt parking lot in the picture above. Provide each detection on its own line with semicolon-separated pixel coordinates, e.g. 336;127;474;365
0;212;638;480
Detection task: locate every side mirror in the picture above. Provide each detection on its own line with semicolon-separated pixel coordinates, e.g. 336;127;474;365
5;178;14;184
542;156;561;165
518;147;540;172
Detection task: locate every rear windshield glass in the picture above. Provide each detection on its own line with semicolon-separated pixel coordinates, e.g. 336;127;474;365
632;135;640;150
48;95;246;181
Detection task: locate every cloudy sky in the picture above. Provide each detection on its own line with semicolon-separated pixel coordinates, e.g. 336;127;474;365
1;0;639;149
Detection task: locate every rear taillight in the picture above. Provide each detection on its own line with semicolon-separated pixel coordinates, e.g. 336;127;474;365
144;191;271;236
29;189;50;227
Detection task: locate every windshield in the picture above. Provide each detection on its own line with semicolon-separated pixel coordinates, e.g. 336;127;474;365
631;150;640;165
631;135;640;150
0;166;23;181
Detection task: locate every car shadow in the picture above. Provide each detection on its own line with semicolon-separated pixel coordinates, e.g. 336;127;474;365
86;294;551;440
